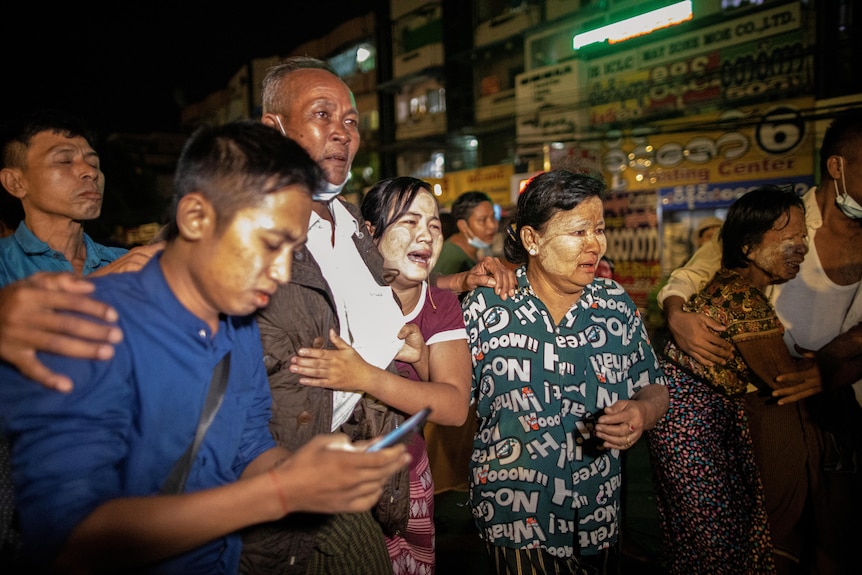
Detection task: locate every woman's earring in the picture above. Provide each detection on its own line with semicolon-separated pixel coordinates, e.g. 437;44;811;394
529;247;537;255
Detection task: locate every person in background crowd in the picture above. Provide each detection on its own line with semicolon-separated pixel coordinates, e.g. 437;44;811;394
289;176;473;573
648;185;811;575
693;216;723;250
463;169;668;575
0;109;162;286
657;107;862;574
0;120;409;575
432;191;500;291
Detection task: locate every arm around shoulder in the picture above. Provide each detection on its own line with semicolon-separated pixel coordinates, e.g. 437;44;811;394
659;240;733;366
434;256;517;300
657;234;722;310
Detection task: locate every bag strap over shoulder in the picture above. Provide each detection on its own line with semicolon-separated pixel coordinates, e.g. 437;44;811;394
161;352;232;494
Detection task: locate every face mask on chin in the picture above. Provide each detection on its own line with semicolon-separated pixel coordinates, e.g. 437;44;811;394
313;173;350;203
468;235;492;250
836;156;862;220
463;224;492;250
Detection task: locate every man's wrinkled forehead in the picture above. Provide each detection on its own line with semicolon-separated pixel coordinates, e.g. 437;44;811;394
291;69;356;108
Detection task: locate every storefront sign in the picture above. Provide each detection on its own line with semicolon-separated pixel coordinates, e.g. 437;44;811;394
585;3;808;125
599;98;815;193
658;175;813;211
515;63;586;142
585;2;801;76
428;164;515;208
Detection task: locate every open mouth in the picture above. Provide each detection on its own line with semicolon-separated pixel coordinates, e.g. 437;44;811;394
408;250;432;266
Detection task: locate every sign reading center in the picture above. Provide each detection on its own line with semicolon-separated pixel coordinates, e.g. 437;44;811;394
599;98;815;194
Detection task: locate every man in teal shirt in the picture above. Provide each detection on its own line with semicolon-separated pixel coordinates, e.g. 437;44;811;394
0;109;130;285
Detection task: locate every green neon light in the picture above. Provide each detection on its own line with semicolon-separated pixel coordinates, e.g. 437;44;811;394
572;1;693;50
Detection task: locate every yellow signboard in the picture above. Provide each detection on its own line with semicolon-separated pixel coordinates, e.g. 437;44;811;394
427;164;516;208
599;97;815;194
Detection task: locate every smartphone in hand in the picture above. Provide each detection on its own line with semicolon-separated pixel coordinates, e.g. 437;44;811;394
366;407;432;452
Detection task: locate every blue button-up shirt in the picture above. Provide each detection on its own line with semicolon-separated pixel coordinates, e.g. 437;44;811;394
0;220;129;563
0;255;276;573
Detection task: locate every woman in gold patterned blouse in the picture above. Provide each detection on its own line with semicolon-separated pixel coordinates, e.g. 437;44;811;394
646;185;811;575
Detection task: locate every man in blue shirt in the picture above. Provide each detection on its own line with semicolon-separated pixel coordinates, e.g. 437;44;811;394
0;109;162;285
0;109;161;568
0;110;163;391
0;121;408;574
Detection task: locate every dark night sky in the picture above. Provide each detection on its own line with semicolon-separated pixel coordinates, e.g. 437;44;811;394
2;3;383;135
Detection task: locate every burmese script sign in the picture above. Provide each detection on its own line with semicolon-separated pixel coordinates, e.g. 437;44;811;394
585;2;809;126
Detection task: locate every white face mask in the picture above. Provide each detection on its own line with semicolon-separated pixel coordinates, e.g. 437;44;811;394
275;114;349;203
836;156;862;220
313;173;350;203
468;235;492;250
464;224;492;250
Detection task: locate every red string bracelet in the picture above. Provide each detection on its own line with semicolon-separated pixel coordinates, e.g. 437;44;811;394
268;469;289;516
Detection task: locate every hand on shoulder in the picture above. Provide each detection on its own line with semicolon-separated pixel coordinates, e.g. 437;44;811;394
0;272;123;392
465;256;517;299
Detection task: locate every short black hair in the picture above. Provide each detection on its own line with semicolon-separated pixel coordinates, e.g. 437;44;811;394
505;170;606;265
819;107;862;179
450;191;492;223
360;176;433;242
166;120;322;241
0;109;97;171
600;255;615;273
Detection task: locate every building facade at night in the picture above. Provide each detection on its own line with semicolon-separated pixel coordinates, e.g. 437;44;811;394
181;0;861;310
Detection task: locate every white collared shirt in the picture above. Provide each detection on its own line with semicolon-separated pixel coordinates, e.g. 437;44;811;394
306;201;406;431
